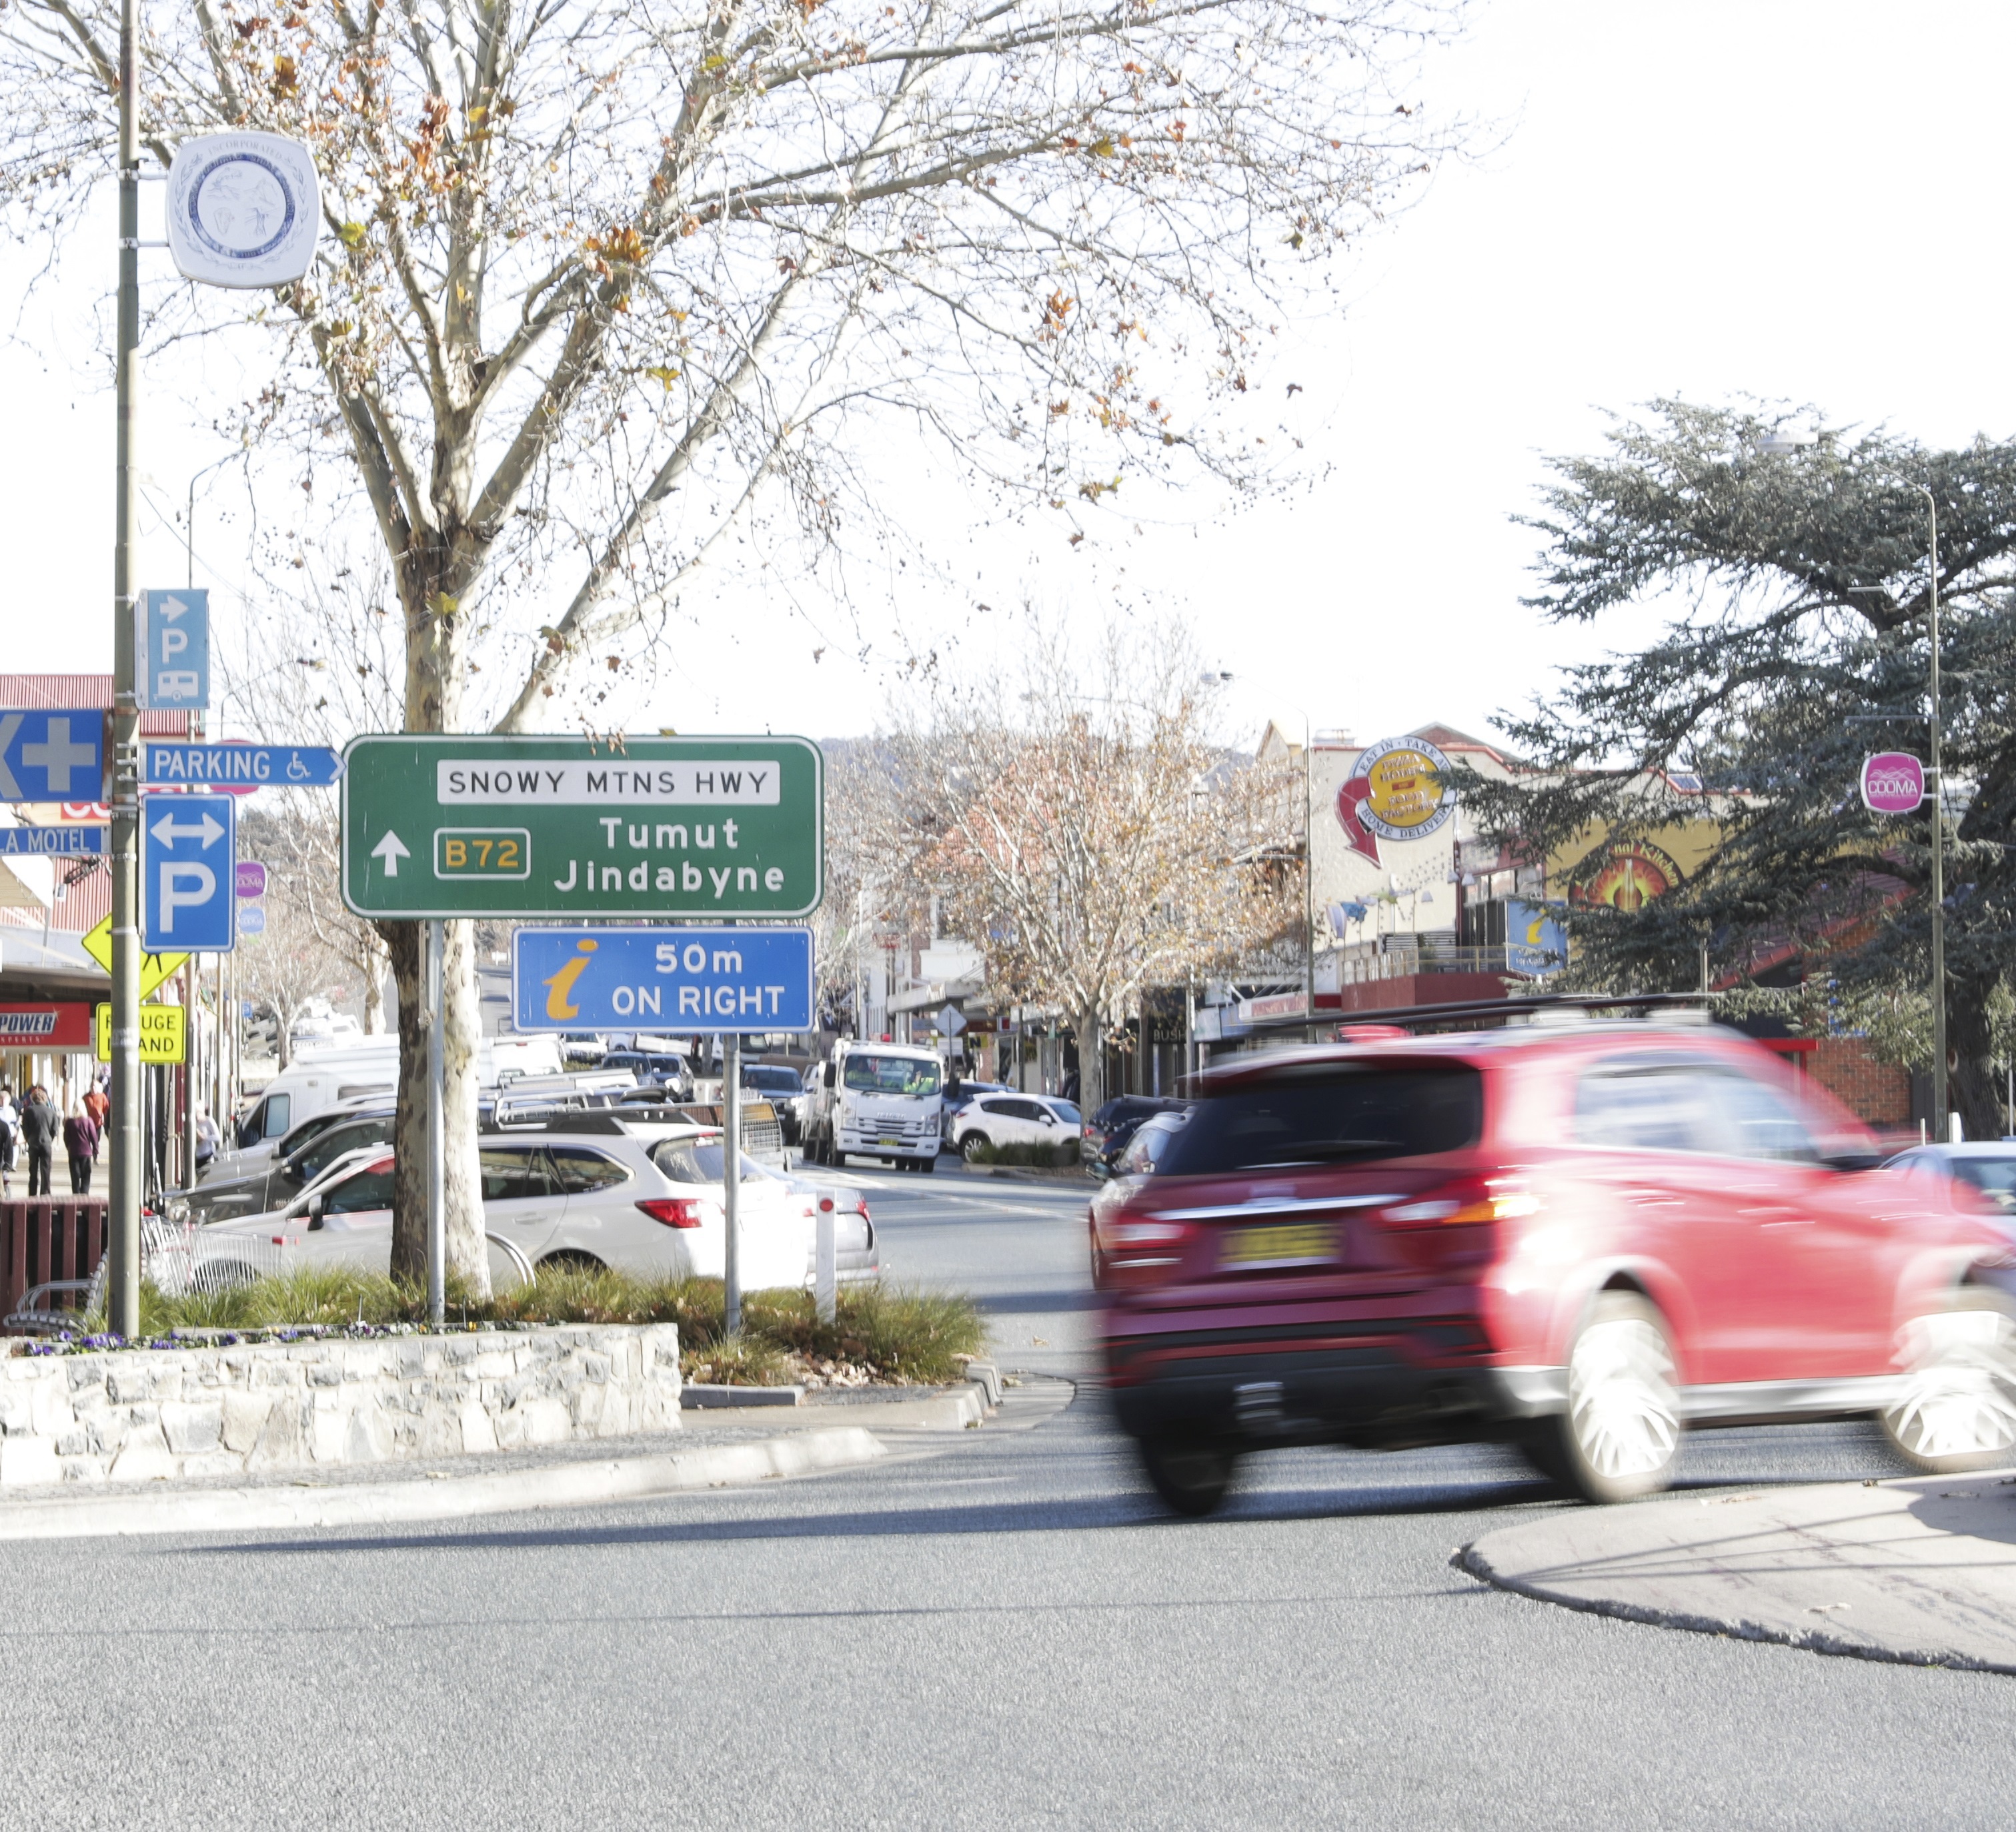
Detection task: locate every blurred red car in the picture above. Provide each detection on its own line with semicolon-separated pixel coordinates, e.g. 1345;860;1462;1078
1097;1017;2016;1515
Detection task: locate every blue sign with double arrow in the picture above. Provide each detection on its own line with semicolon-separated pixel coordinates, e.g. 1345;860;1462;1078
142;792;236;950
0;710;103;802
135;588;210;711
511;926;814;1033
143;742;343;788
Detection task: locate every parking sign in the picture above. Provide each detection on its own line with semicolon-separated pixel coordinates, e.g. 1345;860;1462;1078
134;589;211;712
141;792;236;950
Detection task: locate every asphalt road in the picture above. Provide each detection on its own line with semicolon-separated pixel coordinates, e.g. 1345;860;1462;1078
7;1160;2016;1829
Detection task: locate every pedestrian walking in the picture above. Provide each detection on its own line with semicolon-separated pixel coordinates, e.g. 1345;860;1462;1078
62;1100;97;1196
19;1085;58;1198
0;1086;17;1197
83;1074;109;1159
193;1107;219;1174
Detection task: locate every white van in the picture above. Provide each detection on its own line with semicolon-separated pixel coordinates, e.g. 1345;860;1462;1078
219;1033;565;1174
802;1040;944;1172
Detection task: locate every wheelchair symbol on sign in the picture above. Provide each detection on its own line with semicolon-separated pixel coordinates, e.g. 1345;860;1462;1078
285;751;311;781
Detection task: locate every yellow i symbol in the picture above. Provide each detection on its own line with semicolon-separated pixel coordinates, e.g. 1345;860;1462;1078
543;938;598;1020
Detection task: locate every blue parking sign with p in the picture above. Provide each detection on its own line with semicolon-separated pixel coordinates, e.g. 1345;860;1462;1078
135;588;210;712
142;792;235;950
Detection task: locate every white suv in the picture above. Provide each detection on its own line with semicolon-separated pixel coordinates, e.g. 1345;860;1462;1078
205;1118;816;1290
950;1093;1082;1162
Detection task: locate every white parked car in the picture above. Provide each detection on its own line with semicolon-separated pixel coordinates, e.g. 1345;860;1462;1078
203;1120;818;1290
949;1092;1082;1162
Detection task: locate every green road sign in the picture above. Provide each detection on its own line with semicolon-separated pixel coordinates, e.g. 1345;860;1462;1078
339;735;824;920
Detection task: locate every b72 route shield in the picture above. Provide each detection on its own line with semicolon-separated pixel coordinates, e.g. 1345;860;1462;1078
339;734;824;920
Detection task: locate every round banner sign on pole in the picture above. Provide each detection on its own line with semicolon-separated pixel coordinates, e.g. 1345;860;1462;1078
166;132;321;289
1860;752;1925;816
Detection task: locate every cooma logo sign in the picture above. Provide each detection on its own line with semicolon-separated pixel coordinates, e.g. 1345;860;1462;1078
1860;752;1925;816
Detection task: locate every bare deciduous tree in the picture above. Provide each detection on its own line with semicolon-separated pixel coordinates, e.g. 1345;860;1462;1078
884;624;1291;1111
1;0;1464;1283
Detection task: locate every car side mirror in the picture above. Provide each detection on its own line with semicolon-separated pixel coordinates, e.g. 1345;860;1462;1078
306;1193;327;1230
823;1064;836;1088
1820;1146;1887;1173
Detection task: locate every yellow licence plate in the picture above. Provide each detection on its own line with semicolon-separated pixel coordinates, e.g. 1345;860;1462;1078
1220;1222;1334;1268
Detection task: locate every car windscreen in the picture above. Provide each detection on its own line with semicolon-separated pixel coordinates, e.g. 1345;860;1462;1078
1158;1063;1483;1174
741;1067;802;1092
1952;1156;2016;1211
1050;1101;1082;1125
842;1054;942;1096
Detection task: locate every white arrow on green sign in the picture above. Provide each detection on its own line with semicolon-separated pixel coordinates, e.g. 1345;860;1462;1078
339;734;824;920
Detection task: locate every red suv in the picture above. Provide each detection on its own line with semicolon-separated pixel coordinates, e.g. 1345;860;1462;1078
1096;1018;2016;1515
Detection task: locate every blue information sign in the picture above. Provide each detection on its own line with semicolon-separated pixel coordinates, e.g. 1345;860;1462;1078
135;588;210;711
0;711;103;802
0;824;103;857
143;742;343;788
141;792;236;950
512;926;814;1033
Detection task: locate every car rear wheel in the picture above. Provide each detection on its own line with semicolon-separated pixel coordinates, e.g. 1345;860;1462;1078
1881;1290;2016;1473
1551;1291;1681;1503
960;1132;991;1163
1138;1436;1237;1517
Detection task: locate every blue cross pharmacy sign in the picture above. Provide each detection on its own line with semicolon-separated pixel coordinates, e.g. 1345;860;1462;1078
134;589;209;711
511;926;814;1034
141;793;236;951
0;711;102;802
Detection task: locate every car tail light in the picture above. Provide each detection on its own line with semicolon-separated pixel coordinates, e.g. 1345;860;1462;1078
1098;1214;1194;1278
637;1198;704;1229
1378;1181;1539;1228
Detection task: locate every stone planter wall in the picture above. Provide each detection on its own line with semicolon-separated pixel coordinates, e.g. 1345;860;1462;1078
0;1325;682;1488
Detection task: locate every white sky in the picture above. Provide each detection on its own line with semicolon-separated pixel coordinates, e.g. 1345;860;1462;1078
2;0;2011;753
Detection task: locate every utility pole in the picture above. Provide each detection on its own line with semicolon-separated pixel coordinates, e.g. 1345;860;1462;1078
107;0;142;1338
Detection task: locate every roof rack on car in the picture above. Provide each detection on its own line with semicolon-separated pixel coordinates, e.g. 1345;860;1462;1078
480;1104;712;1136
1238;988;1711;1038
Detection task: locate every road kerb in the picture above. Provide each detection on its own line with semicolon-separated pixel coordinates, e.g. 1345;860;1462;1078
0;1427;887;1542
1459;1470;2016;1675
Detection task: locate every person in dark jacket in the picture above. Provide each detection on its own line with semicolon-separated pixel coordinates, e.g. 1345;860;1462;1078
62;1101;98;1195
19;1086;59;1198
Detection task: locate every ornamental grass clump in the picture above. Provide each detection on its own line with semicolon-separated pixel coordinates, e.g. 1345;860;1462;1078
120;1265;986;1386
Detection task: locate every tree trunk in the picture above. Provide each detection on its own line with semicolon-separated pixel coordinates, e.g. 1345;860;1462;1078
385;918;491;1292
382;564;489;1296
1948;970;2005;1144
361;937;389;1034
1075;1004;1105;1118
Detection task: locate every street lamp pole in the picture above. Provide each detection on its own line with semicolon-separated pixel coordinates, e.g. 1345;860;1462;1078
1763;433;1949;1134
1207;674;1316;1035
1920;484;1947;1142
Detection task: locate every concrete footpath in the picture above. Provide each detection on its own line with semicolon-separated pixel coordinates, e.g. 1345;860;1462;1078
1462;1469;2016;1674
0;1375;1075;1541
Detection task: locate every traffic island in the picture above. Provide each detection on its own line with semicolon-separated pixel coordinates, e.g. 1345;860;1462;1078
0;1324;682;1488
1459;1471;2016;1674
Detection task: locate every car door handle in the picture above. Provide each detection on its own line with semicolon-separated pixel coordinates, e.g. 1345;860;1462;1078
1625;1186;1682;1207
512;1211;558;1224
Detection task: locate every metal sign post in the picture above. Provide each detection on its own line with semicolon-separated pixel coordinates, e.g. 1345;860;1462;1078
723;1031;742;1336
426;918;445;1326
107;0;142;1340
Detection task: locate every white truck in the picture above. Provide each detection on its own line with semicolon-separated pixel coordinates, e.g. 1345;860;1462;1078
802;1040;944;1172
